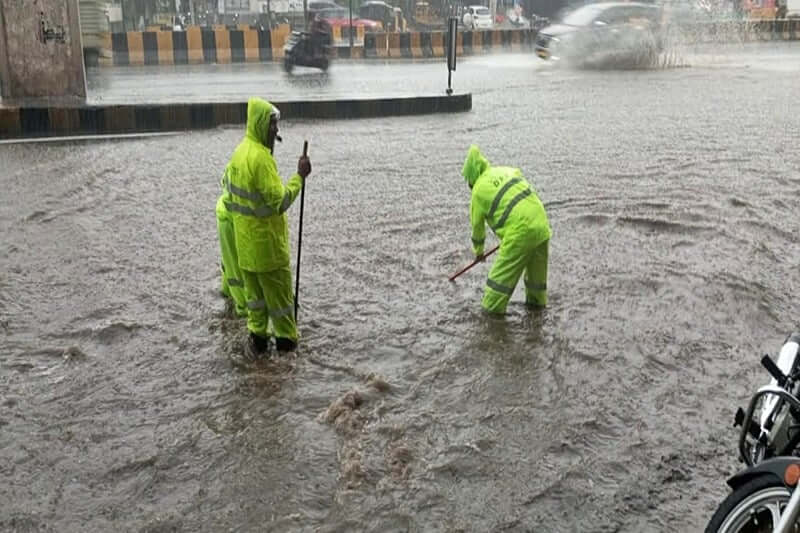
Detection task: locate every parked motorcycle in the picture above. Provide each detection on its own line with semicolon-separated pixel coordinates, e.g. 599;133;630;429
738;334;800;467
705;334;800;532
706;456;800;532
283;30;333;73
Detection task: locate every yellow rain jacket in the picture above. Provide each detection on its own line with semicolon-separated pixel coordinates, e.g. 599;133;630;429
223;98;304;273
462;145;552;312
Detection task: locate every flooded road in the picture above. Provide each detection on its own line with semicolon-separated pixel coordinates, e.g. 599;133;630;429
86;42;800;103
3;42;800;532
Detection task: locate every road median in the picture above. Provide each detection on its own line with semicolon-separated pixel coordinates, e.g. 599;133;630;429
0;94;472;140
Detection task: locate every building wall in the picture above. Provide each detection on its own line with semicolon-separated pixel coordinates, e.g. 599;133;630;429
0;0;86;101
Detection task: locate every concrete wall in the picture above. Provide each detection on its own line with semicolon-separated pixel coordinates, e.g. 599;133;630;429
0;0;86;102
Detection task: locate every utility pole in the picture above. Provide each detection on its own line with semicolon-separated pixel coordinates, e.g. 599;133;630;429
121;0;128;30
348;0;353;50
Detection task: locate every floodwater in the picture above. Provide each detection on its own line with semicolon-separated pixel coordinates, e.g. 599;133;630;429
3;42;800;532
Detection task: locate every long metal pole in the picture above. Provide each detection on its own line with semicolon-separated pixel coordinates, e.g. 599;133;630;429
294;140;309;322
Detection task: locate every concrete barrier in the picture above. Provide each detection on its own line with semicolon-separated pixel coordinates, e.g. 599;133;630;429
332;25;367;45
387;32;403;58
399;32;413;58
431;31;445;57
0;94;472;140
364;33;379;58
374;32;389;57
100;22;800;66
335;45;365;59
108;25;289;66
104;28;540;65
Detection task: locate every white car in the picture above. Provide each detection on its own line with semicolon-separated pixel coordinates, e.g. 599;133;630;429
462;5;493;30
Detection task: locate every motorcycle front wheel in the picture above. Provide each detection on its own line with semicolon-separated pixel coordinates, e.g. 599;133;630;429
283;57;294;73
705;475;797;533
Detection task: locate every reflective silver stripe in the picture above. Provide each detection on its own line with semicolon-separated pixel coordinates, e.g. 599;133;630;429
472;237;485;246
228;278;243;287
487;177;522;221
247;299;266;310
269;305;293;318
525;281;547;291
225;201;275;218
278;191;292;214
486;278;514;295
491;189;531;231
227;180;263;203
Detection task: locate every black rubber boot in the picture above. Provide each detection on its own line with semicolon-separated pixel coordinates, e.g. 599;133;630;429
275;337;297;352
245;333;270;360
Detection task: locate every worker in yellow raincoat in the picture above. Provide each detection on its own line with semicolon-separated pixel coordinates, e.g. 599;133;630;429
216;193;247;318
462;145;551;314
223;97;311;356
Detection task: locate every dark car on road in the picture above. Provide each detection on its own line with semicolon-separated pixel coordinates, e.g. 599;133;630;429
534;2;664;67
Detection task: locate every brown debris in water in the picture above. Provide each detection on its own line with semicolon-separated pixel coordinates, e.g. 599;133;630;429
321;389;366;436
366;373;391;393
387;444;412;480
62;346;87;362
340;447;364;488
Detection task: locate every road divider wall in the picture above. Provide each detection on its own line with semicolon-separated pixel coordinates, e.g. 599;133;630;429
98;20;800;67
107;25;291;66
101;27;537;65
0;94;472;140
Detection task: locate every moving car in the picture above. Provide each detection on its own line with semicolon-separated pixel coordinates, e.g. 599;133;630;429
317;7;383;31
534;2;663;67
462;5;494;29
308;0;342;12
360;1;406;31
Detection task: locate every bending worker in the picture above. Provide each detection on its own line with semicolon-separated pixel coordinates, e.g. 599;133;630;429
462;145;551;314
222;97;311;356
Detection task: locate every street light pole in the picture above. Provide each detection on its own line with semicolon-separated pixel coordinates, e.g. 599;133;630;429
349;0;354;51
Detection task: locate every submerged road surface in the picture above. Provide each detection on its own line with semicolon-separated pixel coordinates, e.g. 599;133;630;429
86;41;800;103
3;42;800;532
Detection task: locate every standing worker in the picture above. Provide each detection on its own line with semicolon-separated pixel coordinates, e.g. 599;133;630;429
223;97;311;357
216;191;247;318
461;145;551;314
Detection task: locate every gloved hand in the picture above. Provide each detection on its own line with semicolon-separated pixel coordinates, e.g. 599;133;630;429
298;155;311;178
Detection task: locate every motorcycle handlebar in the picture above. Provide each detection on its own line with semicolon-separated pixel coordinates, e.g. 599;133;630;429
762;355;788;387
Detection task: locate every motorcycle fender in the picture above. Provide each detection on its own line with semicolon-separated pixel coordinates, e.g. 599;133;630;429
727;457;800;490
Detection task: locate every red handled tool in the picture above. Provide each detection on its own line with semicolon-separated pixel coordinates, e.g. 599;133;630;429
448;245;498;282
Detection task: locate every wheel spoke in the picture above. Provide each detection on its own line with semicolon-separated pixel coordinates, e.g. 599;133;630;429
767;500;784;528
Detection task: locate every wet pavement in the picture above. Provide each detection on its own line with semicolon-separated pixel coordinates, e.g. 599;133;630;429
3;42;800;532
86;42;800;104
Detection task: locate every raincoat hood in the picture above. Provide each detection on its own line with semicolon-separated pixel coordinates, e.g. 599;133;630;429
245;97;279;145
462;145;490;188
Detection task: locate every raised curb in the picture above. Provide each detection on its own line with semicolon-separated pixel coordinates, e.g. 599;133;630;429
0;94;472;140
